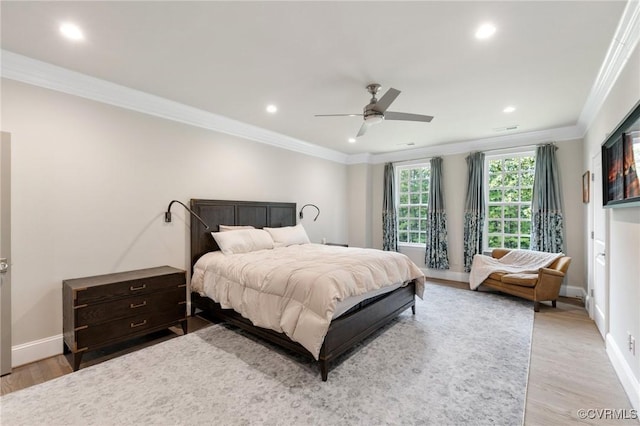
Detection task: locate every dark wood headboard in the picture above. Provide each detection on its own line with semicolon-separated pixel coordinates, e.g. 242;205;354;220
189;199;296;270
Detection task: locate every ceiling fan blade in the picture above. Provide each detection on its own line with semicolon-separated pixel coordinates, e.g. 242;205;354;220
372;88;401;113
356;122;370;137
314;113;363;117
384;111;434;122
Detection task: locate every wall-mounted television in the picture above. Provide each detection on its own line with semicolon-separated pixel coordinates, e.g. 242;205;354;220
602;101;640;208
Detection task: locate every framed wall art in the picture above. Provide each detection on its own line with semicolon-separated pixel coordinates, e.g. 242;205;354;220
602;101;640;207
582;171;590;203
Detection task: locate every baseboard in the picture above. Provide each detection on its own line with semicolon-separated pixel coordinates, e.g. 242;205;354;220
422;269;469;284
12;334;63;368
606;333;640;411
559;285;586;301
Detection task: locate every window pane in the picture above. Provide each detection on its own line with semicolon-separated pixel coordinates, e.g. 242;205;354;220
489;189;503;202
520;157;534;170
504;206;518;218
488;220;502;233
488;205;503;218
504;189;519;202
488;235;503;248
485;153;535;251
488;173;503;187
520;237;531;249
397;164;430;245
504;172;518;186
521;172;535;186
504;237;518;248
504;158;519;172
504;221;519;234
489;161;502;174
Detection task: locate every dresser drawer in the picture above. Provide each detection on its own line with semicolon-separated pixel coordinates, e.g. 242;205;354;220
63;266;187;371
75;305;186;348
75;288;186;326
74;272;185;305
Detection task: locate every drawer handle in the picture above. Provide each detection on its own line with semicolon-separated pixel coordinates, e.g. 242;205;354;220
130;320;147;328
130;284;146;291
130;301;147;309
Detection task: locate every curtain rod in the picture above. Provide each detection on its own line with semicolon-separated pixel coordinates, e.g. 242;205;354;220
390;142;550;165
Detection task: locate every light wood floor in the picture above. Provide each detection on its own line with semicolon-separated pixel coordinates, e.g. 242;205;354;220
1;281;636;425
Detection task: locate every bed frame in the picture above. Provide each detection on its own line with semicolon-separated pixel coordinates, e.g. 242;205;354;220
189;199;417;381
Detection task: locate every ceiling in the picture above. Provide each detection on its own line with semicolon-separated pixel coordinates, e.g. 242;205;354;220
0;1;628;156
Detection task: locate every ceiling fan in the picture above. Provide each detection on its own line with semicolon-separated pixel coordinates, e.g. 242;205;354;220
315;83;434;137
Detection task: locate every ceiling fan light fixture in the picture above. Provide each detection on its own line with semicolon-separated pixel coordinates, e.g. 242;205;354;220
364;113;384;124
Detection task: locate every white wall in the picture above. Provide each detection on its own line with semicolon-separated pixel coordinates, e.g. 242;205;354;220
1;79;348;364
365;141;585;293
583;42;640;409
347;163;372;248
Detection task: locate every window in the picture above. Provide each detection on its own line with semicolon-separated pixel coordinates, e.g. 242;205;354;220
396;163;430;245
485;152;535;250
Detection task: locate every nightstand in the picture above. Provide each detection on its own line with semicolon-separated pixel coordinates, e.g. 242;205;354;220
62;266;187;371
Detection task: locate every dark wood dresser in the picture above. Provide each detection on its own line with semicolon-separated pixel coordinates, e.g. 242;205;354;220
63;266;187;371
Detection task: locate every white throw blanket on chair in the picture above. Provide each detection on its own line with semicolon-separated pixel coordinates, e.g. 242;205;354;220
469;249;564;290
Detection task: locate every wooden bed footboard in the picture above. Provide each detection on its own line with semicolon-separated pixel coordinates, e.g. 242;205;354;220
191;280;416;381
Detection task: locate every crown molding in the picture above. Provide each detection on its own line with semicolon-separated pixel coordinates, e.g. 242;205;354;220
3;0;638;168
0;50;349;164
577;0;640;136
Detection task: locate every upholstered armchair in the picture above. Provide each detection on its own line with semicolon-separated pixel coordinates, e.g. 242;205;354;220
479;249;572;312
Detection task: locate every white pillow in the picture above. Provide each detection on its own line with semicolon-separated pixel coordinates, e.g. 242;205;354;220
211;229;274;255
219;224;255;232
264;224;310;246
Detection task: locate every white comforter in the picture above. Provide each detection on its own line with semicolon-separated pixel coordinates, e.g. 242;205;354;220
191;244;425;359
469;249;564;290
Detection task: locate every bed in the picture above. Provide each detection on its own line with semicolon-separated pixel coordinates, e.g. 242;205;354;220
188;199;424;380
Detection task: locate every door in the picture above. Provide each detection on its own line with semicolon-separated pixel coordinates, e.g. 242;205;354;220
592;152;608;339
0;131;11;375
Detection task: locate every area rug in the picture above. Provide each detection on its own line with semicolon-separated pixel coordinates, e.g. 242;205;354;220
0;284;534;425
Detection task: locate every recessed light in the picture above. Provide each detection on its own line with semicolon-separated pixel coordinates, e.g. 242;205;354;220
60;22;84;41
348;138;356;143
266;104;278;114
475;23;496;40
503;106;516;113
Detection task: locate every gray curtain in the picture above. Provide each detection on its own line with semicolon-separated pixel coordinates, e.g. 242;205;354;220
531;144;565;253
425;157;450;269
463;152;485;272
382;162;397;251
